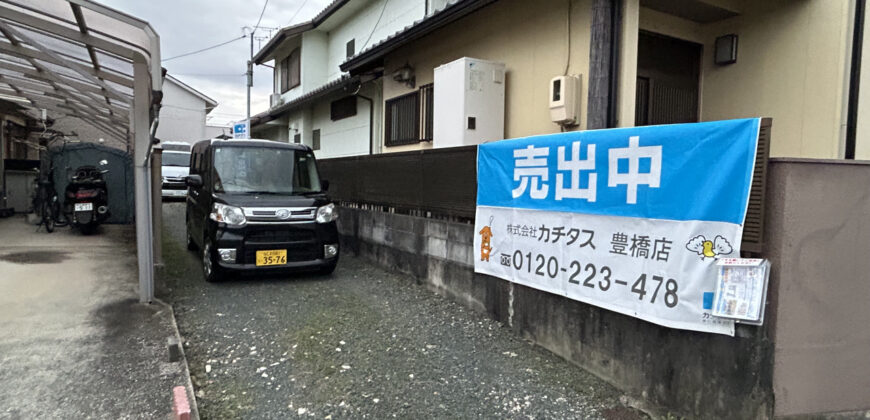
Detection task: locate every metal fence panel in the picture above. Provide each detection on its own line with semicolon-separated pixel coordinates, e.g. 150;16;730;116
319;146;477;219
320;122;770;252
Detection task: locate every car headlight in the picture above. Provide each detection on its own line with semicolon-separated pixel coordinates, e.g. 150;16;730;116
210;203;246;226
316;203;337;224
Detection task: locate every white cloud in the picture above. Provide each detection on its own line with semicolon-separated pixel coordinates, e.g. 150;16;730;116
99;0;332;125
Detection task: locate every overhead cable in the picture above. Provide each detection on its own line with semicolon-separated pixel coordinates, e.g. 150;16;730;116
253;0;270;33
162;35;246;62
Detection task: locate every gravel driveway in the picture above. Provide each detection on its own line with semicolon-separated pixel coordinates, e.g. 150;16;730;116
159;202;646;419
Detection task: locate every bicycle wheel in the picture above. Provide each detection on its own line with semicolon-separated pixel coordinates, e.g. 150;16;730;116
42;199;55;233
32;186;46;228
52;198;68;227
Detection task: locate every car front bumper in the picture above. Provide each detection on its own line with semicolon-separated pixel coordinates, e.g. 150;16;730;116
162;188;187;198
211;220;339;272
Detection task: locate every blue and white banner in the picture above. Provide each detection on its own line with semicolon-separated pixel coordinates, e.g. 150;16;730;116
474;118;762;335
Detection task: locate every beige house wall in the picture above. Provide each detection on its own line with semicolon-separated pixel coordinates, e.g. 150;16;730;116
381;0;855;159
634;1;852;158
381;0;593;153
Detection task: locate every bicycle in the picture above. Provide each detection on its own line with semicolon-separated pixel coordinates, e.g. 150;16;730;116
32;174;60;233
30;130;73;233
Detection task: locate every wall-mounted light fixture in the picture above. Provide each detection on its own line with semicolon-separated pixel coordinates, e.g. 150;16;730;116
715;34;738;65
392;63;415;88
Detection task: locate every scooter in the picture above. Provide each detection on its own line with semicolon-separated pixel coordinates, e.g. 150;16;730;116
64;160;110;235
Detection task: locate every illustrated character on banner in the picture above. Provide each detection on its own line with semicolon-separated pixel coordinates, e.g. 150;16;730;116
686;235;733;259
479;216;494;262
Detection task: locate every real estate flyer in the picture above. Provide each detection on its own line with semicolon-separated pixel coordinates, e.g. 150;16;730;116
712;259;770;323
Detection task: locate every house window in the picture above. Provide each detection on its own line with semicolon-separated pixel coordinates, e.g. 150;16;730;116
11;138;27;159
293;133;301;144
384;85;435;147
280;57;287;92
331;96;357;121
312;129;320;151
346;39;355;59
419;83;434;141
280;48;301;93
385;91;420;147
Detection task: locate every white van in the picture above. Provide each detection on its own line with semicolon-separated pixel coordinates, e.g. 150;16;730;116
161;142;191;198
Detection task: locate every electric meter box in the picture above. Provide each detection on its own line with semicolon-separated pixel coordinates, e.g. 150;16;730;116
549;75;582;126
433;57;506;148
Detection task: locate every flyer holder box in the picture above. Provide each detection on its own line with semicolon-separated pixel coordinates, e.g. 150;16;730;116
712;258;771;325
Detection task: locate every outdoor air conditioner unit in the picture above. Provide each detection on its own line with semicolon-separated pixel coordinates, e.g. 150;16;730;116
433;57;505;148
270;93;284;108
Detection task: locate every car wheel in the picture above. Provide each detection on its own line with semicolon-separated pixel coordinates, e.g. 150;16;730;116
185;211;198;251
202;239;224;282
186;230;198;251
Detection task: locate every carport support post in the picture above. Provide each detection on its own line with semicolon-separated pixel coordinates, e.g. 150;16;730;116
150;148;163;267
133;58;155;303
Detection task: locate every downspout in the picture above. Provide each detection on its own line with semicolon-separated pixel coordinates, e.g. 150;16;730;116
357;93;374;155
846;0;865;159
144;112;160;163
145;88;163;163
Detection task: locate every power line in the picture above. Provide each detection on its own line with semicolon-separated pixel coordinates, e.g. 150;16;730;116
253;0;269;33
162;35;246;62
287;0;311;25
360;0;389;51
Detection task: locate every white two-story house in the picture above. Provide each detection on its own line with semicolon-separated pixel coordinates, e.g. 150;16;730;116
250;0;437;158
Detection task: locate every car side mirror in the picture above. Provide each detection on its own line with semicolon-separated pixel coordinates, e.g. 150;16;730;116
321;180;329;192
186;174;203;187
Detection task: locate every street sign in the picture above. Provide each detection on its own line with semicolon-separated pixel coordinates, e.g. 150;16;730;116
232;120;249;139
474;118;762;336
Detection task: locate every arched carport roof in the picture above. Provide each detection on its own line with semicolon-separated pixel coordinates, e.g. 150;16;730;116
0;0;163;302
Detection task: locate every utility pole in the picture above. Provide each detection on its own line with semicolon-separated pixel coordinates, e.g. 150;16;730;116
246;27;253;122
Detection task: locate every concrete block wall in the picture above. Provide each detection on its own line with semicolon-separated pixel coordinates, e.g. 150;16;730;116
336;206;775;419
764;159;870;417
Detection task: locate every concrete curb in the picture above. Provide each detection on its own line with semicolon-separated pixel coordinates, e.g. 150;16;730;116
155;298;200;420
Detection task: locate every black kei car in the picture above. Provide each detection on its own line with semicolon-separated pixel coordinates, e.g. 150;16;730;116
185;139;339;282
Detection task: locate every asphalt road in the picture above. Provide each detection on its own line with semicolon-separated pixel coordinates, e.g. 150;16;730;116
159;202;646;420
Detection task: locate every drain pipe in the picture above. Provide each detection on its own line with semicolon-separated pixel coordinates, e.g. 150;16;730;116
846;0;865;159
356;92;375;155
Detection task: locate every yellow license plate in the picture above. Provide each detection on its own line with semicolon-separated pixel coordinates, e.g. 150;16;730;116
256;250;287;266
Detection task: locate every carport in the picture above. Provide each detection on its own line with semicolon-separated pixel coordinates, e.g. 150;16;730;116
0;0;162;302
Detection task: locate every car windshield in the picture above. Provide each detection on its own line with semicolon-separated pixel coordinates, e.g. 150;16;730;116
162;152;190;167
163;144;191;152
212;146;321;194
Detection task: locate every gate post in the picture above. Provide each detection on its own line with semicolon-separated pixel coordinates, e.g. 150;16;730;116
150;147;163;266
133;57;155;303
